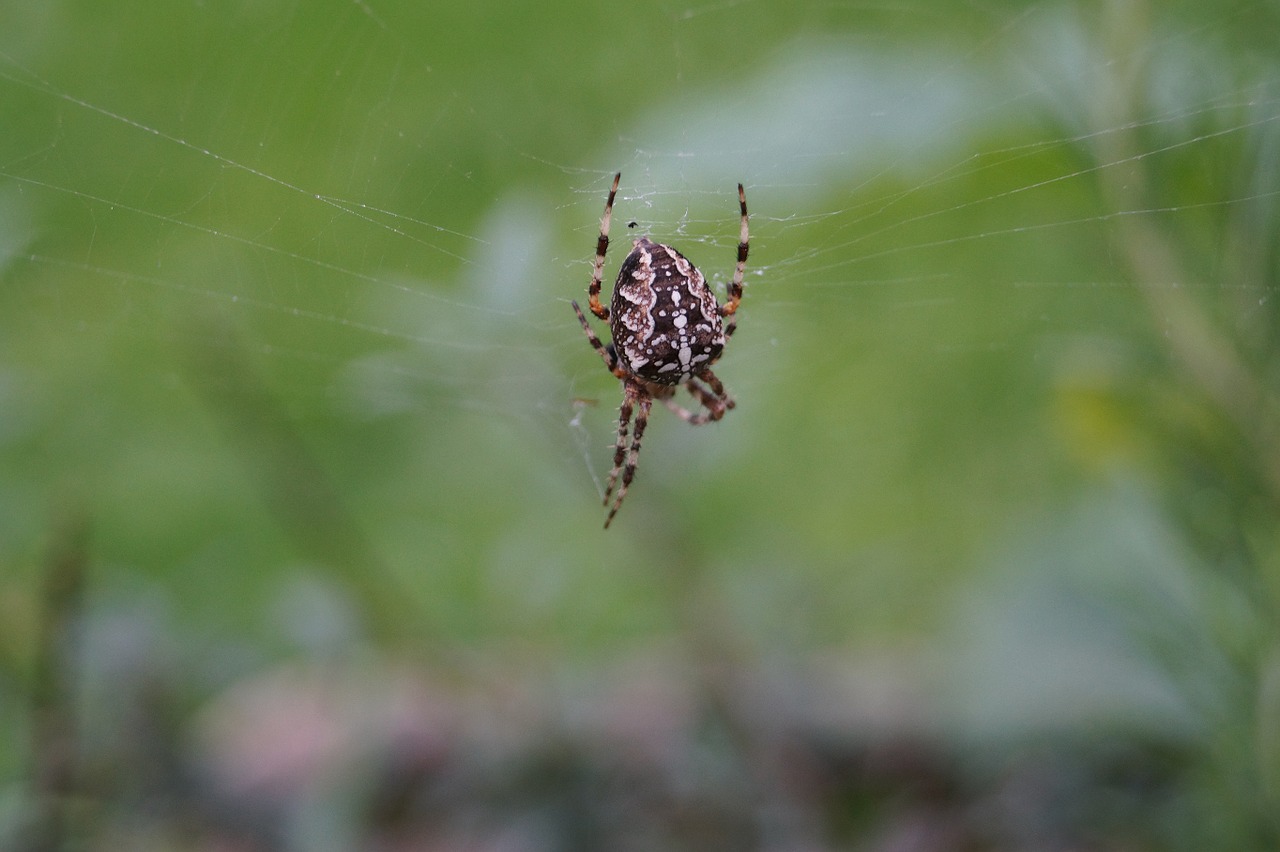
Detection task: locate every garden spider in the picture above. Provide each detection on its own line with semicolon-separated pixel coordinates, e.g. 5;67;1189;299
572;172;749;528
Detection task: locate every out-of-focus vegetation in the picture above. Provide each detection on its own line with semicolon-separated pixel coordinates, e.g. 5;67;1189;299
2;0;1279;849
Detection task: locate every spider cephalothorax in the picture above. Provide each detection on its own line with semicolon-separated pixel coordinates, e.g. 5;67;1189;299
572;172;749;528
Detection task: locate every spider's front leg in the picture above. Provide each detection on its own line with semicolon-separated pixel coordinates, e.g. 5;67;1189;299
604;386;651;529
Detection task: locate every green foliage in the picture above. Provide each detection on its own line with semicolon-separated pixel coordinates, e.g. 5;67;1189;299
1;0;1278;848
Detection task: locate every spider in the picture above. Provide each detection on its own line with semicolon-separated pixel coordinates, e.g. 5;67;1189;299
572;172;749;528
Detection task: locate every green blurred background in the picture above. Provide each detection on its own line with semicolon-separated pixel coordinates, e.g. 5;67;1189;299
3;0;1279;848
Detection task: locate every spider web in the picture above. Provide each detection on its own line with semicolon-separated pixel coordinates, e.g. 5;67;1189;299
1;0;1277;640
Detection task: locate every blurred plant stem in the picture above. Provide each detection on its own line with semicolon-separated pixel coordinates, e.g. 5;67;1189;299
180;313;422;649
1092;0;1280;835
24;507;89;852
1093;0;1280;502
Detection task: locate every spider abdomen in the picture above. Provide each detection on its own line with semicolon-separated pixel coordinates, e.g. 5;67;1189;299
573;174;747;527
610;237;725;385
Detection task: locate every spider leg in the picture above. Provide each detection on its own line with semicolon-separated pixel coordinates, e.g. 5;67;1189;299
603;385;635;509
605;391;651;528
661;396;715;425
719;183;749;336
587;172;621;321
662;371;734;425
572;300;623;376
696;370;737;411
693;370;734;410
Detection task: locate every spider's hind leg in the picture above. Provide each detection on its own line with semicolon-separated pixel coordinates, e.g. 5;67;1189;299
587;172;622;321
573;300;623;376
692;370;734;413
664;370;734;425
719;183;749;323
